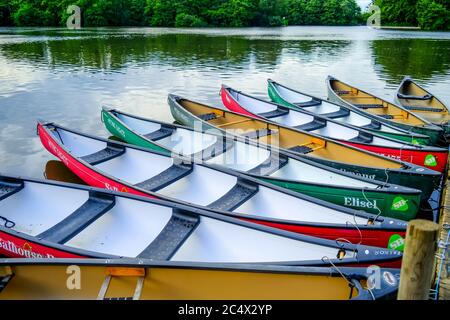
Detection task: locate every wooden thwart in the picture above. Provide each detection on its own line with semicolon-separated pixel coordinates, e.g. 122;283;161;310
97;267;146;300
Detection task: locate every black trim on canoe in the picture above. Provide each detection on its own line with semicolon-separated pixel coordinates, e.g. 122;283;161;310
0;178;24;201
207;179;259;211
143;125;175;141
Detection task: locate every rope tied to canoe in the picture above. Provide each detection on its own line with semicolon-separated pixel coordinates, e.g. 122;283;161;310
361;187;383;221
321;256;353;288
0;216;15;228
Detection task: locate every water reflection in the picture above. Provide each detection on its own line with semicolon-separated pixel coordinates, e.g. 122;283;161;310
371;39;450;84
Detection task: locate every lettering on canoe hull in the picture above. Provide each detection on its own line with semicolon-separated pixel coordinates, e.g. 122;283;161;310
0;238;55;258
338;169;376;181
106;117;126;138
344;197;378;209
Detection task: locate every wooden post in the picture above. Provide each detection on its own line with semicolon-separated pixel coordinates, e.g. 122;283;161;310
398;219;439;300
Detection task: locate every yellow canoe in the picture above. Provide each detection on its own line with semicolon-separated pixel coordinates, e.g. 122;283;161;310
395;76;450;127
0;259;399;300
327;76;444;145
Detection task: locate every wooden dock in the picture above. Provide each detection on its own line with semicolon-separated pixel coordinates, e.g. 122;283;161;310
436;171;450;299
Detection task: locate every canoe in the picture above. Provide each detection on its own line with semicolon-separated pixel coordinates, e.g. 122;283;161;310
168;94;442;200
395;76;450;131
0;259;400;300
35;125;408;249
102;107;423;221
267;79;431;146
326;76;444;145
221;85;448;172
0;175;404;266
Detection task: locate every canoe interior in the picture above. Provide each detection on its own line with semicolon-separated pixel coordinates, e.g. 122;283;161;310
111;111;382;189
227;88;406;149
177;99;404;169
1;177;359;262
329;79;427;126
397;79;450;124
0;263;366;300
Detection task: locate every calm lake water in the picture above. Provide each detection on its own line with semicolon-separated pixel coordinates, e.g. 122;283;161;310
1;26;450;178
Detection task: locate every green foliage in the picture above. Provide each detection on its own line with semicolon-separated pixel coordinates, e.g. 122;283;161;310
416;0;450;30
2;0;364;27
374;0;450;30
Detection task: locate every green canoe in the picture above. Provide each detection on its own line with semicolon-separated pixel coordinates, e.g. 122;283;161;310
101;108;423;220
267;79;431;146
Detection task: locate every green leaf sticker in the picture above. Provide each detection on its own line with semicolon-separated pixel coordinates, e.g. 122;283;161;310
424;154;437;167
391;196;408;211
388;234;405;252
411;139;420;145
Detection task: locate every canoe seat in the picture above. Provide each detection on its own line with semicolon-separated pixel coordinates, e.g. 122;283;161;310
241;128;273;139
403;106;444;113
322;108;350;119
143;126;174;141
198;113;218;121
134;164;193;192
247;152;289;176
397;93;432;101
348;132;373;144
294;119;327;132
293;98;322;108
258;108;290;119
361;121;381;130
0;178;24;201
81;143;125;165
354;104;384;109
138;210;199;260
207;179;259;211
288;145;314;154
377;115;394;119
37;192;115;244
199;136;235;160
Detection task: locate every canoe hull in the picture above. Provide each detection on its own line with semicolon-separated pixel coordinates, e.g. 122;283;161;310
267;80;431;146
0;260;400;300
340;140;448;173
257;176;419;221
38;123;407;251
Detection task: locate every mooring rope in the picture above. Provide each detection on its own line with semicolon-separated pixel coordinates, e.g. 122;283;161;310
0;216;15;228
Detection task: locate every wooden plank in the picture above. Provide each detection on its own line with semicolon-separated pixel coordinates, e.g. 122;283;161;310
436;164;450;300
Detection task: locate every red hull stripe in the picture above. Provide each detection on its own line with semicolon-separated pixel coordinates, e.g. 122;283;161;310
0;231;83;258
342;141;448;173
221;87;261;118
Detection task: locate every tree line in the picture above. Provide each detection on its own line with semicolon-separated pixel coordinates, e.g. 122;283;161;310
0;0;363;27
374;0;450;30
